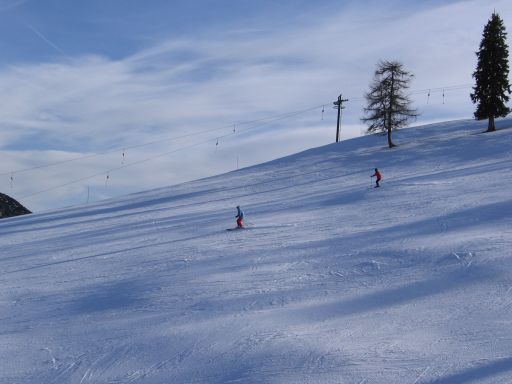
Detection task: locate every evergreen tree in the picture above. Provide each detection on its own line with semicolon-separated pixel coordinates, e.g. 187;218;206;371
471;13;511;132
362;60;418;148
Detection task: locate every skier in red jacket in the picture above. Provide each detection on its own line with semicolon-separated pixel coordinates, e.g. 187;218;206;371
371;168;382;188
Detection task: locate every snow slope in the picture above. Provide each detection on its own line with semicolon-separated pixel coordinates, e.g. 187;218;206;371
1;118;512;384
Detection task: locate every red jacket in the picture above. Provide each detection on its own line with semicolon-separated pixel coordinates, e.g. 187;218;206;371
373;170;382;180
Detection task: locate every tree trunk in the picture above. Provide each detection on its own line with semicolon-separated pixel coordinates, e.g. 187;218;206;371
487;115;496;132
387;126;396;148
387;71;397;148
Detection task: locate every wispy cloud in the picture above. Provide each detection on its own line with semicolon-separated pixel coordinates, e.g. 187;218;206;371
24;23;70;58
0;0;27;12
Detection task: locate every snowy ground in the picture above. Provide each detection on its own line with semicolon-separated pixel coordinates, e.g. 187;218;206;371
1;118;512;383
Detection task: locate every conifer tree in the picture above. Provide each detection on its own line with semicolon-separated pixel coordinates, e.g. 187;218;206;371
362;60;418;148
471;13;511;132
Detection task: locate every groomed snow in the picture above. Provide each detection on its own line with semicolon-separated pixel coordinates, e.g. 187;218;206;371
1;118;512;383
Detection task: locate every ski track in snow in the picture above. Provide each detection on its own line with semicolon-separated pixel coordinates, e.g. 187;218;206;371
1;118;512;383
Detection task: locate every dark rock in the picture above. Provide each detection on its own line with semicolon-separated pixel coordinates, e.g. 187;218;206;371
0;193;31;218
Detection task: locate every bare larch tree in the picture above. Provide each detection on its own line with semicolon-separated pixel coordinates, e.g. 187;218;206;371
362;60;418;148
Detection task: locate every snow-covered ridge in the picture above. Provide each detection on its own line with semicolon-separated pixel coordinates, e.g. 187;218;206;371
1;118;512;383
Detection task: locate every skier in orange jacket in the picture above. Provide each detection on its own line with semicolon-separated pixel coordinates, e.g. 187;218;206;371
371;168;382;188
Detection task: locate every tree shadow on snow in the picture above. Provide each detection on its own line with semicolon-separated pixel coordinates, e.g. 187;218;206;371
289;265;498;324
67;279;153;314
424;357;512;384
330;199;511;248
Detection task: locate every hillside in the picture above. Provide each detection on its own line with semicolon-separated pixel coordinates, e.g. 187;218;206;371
1;118;511;384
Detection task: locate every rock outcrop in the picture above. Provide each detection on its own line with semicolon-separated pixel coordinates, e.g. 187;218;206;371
0;193;31;218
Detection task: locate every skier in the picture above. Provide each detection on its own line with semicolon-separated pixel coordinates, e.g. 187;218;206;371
235;205;245;228
371;168;382;188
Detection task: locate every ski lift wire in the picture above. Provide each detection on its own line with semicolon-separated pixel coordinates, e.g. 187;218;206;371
0;103;328;178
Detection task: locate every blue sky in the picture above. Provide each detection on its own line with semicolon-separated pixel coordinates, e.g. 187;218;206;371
0;0;335;62
0;0;464;63
0;0;510;211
